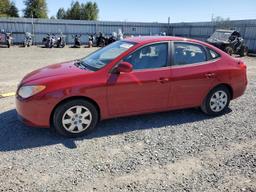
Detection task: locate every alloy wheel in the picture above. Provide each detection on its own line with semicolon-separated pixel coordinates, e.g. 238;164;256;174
209;90;228;112
62;106;92;133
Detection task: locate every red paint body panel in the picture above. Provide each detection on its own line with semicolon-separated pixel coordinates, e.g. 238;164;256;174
107;67;171;115
16;36;247;128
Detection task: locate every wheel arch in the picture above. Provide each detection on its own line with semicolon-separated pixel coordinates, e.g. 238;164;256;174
211;83;234;99
50;96;101;127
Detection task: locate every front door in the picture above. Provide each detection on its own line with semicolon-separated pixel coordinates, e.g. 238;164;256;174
107;42;171;116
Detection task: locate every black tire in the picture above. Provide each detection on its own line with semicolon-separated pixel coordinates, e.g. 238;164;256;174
53;99;99;137
225;46;233;56
61;42;66;48
239;46;248;57
201;86;231;116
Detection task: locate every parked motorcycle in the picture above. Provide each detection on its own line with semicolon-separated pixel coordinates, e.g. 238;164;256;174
56;33;66;48
6;33;13;48
23;32;32;47
117;28;124;40
88;34;95;48
94;30;123;47
160;32;167;36
72;34;82;48
96;32;106;47
42;33;56;48
104;32;117;46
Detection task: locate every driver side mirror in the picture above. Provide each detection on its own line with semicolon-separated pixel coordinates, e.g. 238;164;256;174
114;62;133;74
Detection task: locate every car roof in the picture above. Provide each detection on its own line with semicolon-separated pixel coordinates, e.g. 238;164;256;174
125;36;193;44
124;36;224;53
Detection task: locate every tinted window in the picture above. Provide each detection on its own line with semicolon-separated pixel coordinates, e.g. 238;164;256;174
124;43;168;70
174;42;207;66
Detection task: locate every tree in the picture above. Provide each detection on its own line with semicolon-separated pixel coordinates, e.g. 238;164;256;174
80;1;99;20
0;0;19;17
9;2;19;17
85;2;98;20
23;0;48;18
57;8;66;19
57;1;99;20
65;1;81;20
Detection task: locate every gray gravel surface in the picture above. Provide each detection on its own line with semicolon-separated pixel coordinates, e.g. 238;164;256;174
0;47;256;192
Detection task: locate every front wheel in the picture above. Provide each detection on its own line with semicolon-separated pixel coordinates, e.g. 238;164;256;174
7;41;11;48
53;99;99;137
201;86;231;116
61;42;66;48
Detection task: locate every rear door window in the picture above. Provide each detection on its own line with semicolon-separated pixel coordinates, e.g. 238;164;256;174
173;42;207;66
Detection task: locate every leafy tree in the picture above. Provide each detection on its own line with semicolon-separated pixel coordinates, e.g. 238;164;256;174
9;2;19;17
84;2;98;20
66;1;81;20
0;0;10;17
56;8;66;19
0;0;19;17
57;1;99;20
23;0;48;18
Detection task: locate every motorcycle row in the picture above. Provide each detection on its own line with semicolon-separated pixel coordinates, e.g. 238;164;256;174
0;29;124;48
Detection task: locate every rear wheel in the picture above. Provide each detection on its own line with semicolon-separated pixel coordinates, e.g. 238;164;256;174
53;99;99;137
239;46;248;57
201;86;231;116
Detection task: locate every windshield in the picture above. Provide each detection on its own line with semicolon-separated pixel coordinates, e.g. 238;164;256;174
81;41;136;71
209;31;232;42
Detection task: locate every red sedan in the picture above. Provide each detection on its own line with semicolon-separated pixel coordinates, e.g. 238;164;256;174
16;36;247;137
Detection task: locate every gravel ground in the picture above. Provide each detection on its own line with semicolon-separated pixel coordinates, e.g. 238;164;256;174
0;47;256;192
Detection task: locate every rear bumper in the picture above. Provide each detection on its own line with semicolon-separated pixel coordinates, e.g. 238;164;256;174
232;76;247;100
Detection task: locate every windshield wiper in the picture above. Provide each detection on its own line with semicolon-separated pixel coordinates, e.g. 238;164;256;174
74;59;87;69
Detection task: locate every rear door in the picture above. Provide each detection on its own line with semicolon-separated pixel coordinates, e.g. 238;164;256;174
169;42;220;108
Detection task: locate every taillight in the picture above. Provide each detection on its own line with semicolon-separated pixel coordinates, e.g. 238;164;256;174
237;60;248;85
238;60;247;69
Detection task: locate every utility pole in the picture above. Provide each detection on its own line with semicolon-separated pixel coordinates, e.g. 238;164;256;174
31;11;35;45
168;16;171;36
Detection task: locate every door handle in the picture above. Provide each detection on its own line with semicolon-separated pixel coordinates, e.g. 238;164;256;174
205;73;216;79
157;77;169;83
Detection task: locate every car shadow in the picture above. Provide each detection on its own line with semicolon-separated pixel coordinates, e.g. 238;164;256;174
0;108;232;152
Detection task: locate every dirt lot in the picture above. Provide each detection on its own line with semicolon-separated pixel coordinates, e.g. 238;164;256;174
0;47;256;192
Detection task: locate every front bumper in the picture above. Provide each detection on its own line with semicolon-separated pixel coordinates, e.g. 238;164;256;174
16;96;51;128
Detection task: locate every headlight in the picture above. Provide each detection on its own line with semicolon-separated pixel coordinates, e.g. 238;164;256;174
18;85;46;99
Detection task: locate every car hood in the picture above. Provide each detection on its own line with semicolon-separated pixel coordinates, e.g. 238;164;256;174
21;61;90;84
